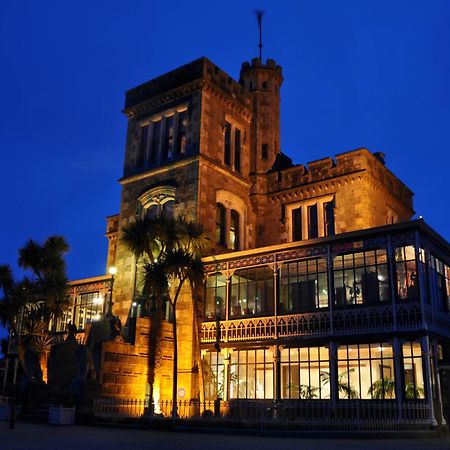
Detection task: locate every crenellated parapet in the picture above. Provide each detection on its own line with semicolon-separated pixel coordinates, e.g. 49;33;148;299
124;57;252;119
266;148;413;206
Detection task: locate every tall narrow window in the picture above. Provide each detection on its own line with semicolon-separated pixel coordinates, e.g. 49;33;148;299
215;203;226;246
137;125;149;169
323;201;335;237
261;143;268;159
175;110;188;155
395;246;418;300
402;341;425;399
230;209;240;250
149;120;161;164
308;204;318;239
292;207;302;241
224;122;231;166
234;128;241;172
162;115;174;160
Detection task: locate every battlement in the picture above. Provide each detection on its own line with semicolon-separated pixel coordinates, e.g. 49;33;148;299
267;148;413;203
124;57;251;112
240;57;283;76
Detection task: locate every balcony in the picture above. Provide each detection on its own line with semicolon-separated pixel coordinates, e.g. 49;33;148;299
201;301;438;344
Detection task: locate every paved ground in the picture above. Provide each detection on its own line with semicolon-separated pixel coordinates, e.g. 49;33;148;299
1;423;450;450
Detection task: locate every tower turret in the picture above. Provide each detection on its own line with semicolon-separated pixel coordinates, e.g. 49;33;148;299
240;57;283;174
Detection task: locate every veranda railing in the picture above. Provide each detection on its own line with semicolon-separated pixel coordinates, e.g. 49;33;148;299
93;398;434;431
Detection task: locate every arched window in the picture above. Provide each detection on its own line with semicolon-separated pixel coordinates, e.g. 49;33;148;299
215;190;247;251
230;210;240;250
137;186;176;219
216;203;226;246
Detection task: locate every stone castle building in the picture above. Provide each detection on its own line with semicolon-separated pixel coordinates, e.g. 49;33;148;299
4;55;450;429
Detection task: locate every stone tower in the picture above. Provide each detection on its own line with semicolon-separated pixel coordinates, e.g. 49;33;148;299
239;57;283;174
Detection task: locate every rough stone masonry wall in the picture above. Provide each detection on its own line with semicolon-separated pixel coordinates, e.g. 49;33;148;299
112;160;200;319
255;149;414;247
99;288;200;405
100;317;151;399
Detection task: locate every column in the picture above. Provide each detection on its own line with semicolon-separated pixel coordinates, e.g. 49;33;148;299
387;235;398;330
431;339;447;429
222;349;231;402
422;336;437;426
393;338;404;418
415;231;428;328
273;345;280;406
327;245;334;335
329;341;338;407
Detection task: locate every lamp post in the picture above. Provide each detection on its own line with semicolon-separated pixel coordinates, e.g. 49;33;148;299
106;266;117;318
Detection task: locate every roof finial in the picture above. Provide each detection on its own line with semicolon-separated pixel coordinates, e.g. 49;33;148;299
255;10;264;61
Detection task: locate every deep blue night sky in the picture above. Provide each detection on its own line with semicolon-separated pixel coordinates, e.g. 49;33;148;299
1;0;449;341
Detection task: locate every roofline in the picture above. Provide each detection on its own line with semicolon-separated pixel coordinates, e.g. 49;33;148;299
203;219;450;264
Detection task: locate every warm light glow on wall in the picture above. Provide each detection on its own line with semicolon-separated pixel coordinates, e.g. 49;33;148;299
153;383;161;414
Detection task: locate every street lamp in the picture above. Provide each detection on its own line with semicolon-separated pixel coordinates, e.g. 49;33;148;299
106;266;117;318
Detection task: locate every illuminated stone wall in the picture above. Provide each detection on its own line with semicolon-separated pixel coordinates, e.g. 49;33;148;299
100;55;415;407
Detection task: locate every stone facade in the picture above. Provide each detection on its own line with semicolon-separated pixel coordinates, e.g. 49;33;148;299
102;55;415;403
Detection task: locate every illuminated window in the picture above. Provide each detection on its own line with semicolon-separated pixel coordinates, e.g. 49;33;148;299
204;272;226;321
279;258;328;313
230;348;274;399
230;266;274;318
136;106;188;170
223;121;242;172
402;341;425;399
337;343;395;400
73;292;104;330
333;249;390;306
215;203;226;246
230;210;240;250
395;246;418;300
281;347;330;400
215;190;246;250
287;196;335;242
202;351;224;400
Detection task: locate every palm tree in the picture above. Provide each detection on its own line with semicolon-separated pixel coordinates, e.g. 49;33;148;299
320;369;360;399
143;248;205;420
0;236;70;382
122;215;209;419
18;236;70;326
368;377;396;399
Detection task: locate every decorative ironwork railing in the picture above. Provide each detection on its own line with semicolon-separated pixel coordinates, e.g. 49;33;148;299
423;304;450;338
93;397;434;431
201;302;428;343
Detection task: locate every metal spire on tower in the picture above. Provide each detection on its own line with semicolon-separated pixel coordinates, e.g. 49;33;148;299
255;10;264;60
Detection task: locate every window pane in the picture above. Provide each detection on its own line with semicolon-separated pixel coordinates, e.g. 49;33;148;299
234;128;241;172
224;122;231;166
308;204;318;239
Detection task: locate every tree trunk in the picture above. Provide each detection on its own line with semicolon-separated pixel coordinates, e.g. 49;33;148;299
171;300;178;422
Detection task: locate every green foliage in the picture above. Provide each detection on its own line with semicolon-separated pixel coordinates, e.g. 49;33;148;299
368;377;396;399
320;369;360;399
287;383;319;399
405;382;425;399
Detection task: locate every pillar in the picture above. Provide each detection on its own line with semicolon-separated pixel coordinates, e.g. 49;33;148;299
422;336;437;426
329;341;338;407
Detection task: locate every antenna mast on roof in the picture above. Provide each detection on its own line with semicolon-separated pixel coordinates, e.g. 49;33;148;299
255;10;264;60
